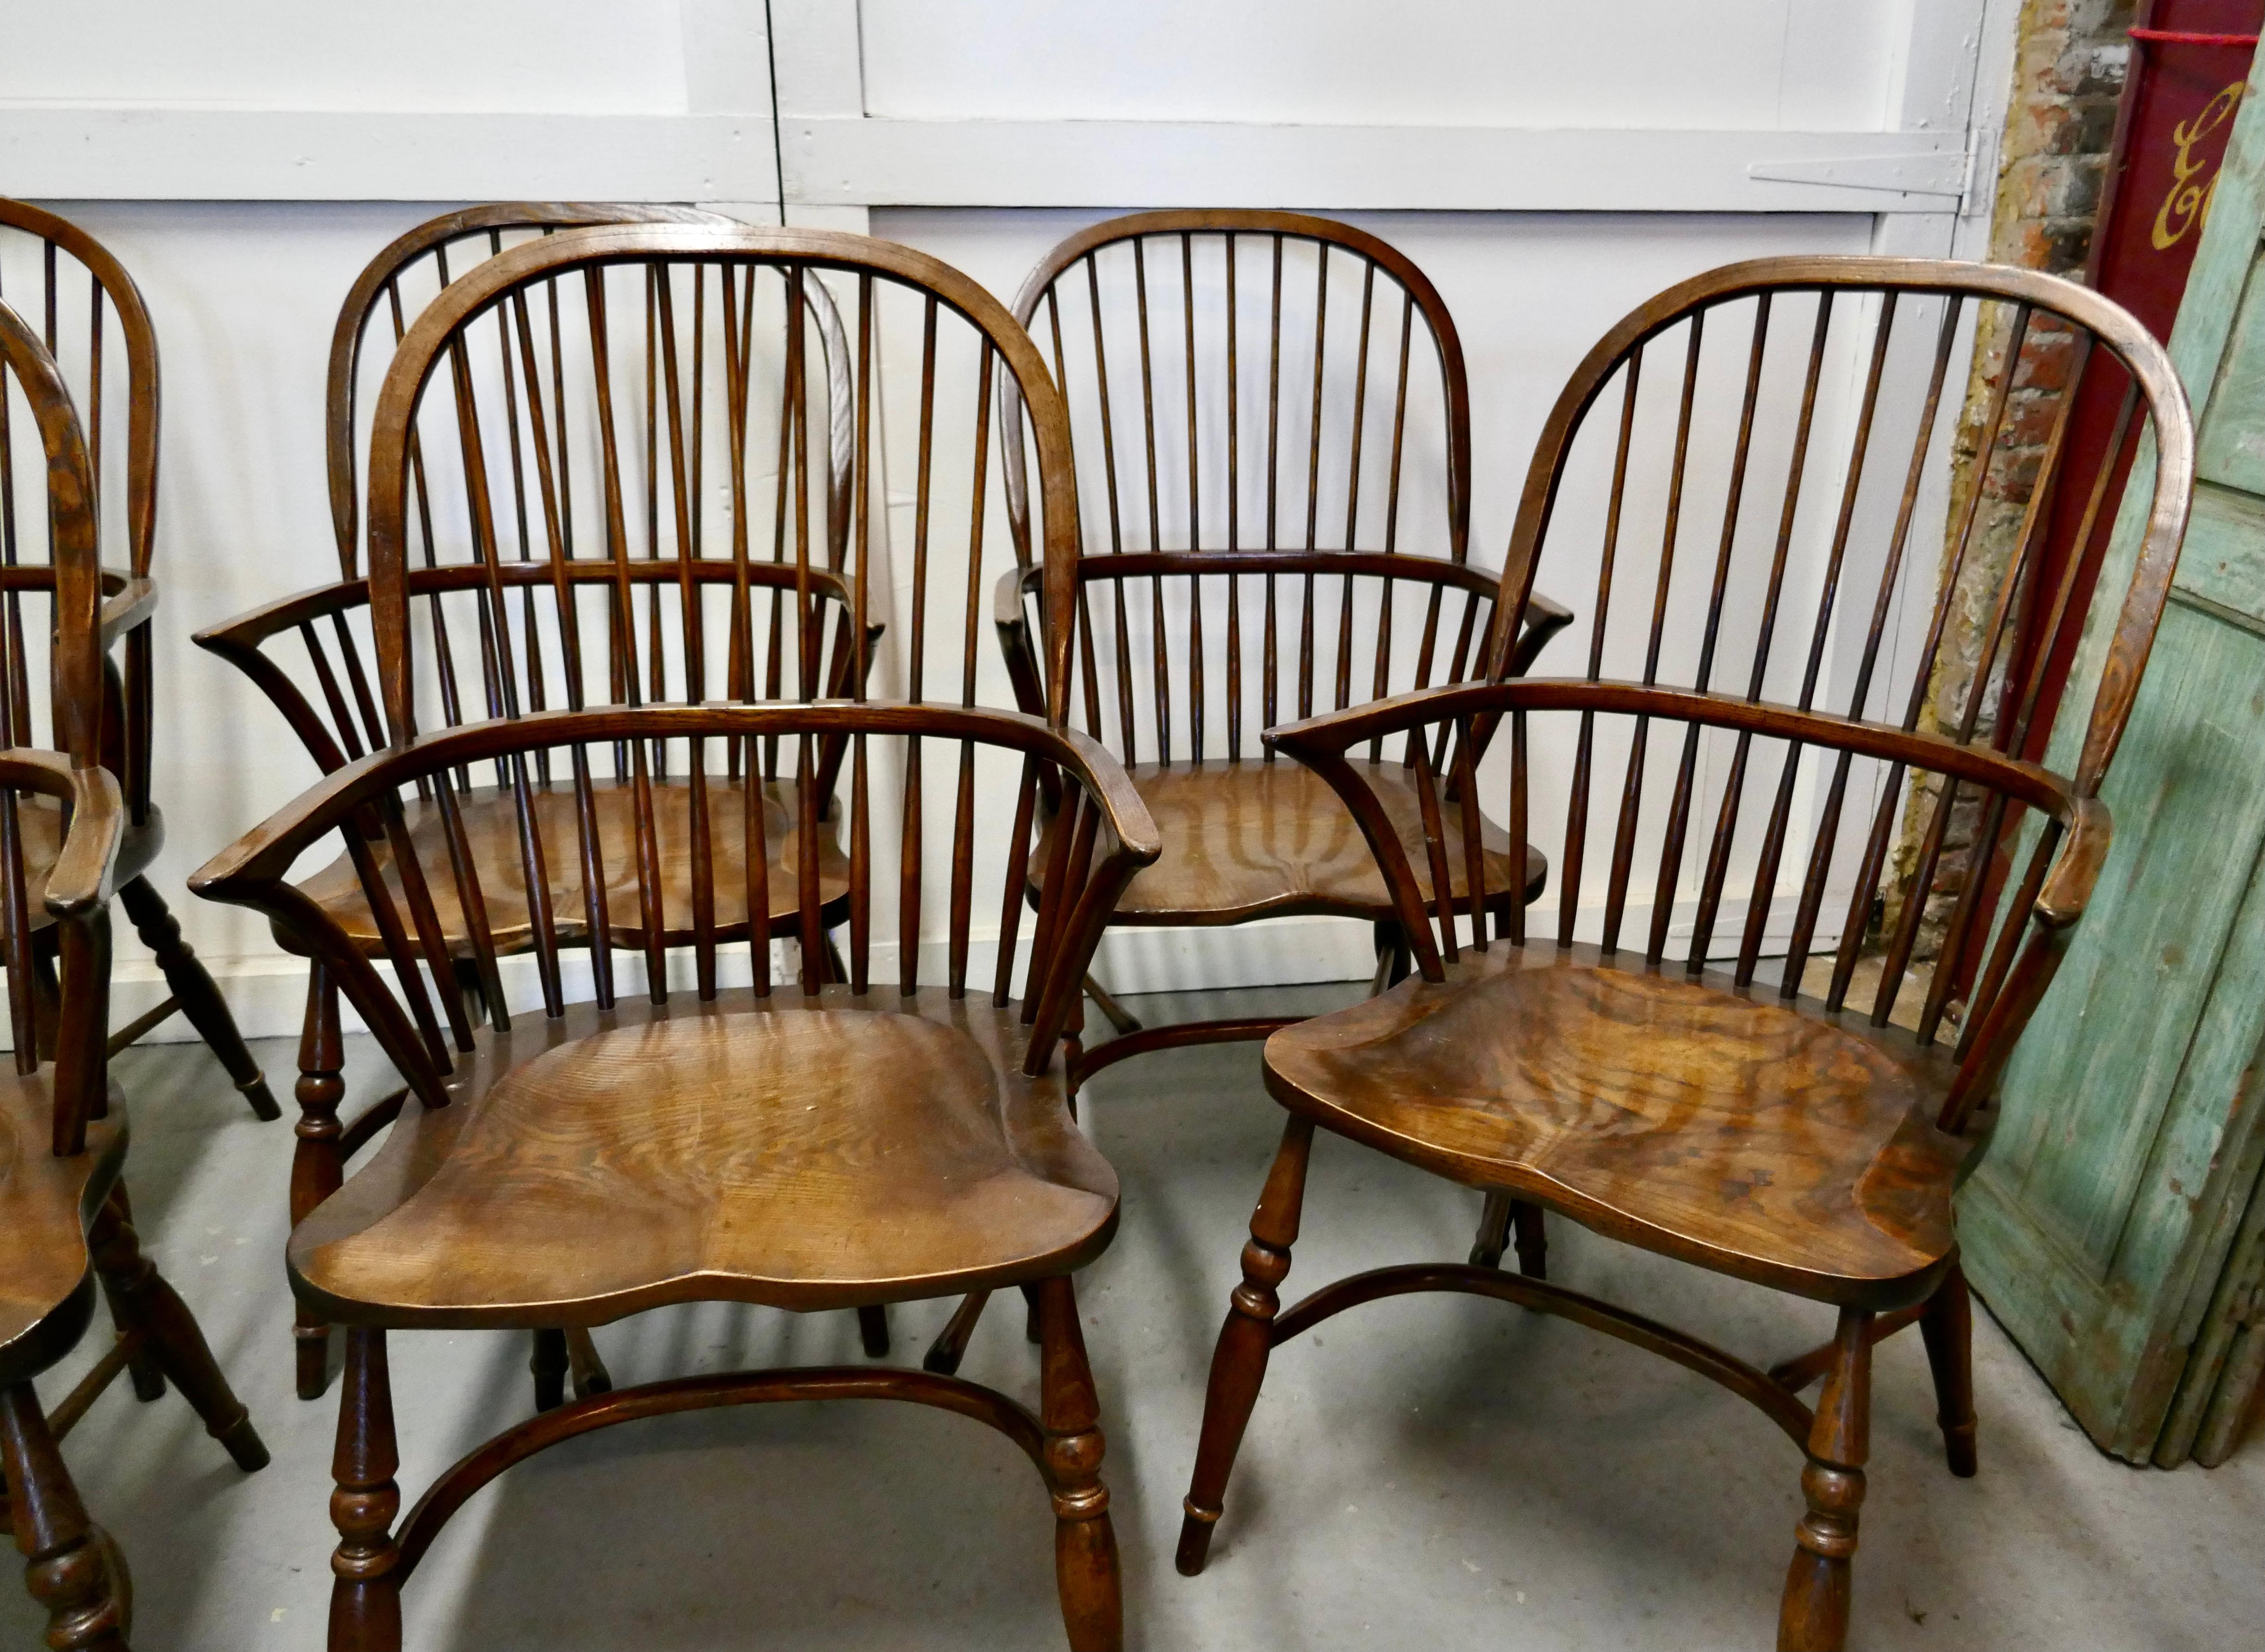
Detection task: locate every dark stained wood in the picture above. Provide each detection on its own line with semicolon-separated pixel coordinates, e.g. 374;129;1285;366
191;230;1138;1645
0;299;268;1649
994;212;1576;1081
1177;256;2196;1651
0;199;277;1119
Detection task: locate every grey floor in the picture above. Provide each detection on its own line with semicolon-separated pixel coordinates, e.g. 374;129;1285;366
9;981;2263;1651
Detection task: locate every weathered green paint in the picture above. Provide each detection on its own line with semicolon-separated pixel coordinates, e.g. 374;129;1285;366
1962;45;2265;1463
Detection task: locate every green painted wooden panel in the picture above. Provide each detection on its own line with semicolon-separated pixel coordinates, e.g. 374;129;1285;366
1960;47;2265;1461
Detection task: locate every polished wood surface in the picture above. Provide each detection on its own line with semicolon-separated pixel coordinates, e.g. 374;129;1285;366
290;987;1117;1325
1265;945;1965;1304
1069;756;1544;925
1178;256;2196;1651
0;301;266;1652
0;199;275;1118
286;777;849;955
193;229;1132;1643
191;207;880;1395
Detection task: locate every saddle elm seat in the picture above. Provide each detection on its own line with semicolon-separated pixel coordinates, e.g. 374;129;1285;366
1263;946;1969;1307
287;988;1121;1327
1058;758;1546;923
284;778;852;955
0;1084;125;1378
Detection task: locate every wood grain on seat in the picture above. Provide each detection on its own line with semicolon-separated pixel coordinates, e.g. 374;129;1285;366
1265;945;1966;1306
286;779;849;955
290;987;1117;1326
1081;758;1545;924
0;1081;123;1384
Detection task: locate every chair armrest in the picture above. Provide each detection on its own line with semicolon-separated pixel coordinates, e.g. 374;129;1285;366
2035;795;2111;929
97;576;158;650
991;563;1048;719
43;764;123;916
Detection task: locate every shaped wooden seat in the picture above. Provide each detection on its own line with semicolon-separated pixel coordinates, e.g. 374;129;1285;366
1065;756;1545;924
0;199;278;1122
286;777;850;956
0;302;266;1652
191;202;875;1396
1265;946;1965;1303
1176;257;2195;1652
193;226;1146;1652
291;988;1117;1327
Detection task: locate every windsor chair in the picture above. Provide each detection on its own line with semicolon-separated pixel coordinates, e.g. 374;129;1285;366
0;296;268;1652
193;224;1150;1652
0;199;278;1120
194;203;876;1399
995;212;1574;1075
1174;257;2193;1651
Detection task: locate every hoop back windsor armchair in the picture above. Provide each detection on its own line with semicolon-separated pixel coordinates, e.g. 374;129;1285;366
1176;256;2193;1651
193;203;875;1397
0;199;277;1119
0;294;268;1652
194;224;1153;1652
994;212;1575;1075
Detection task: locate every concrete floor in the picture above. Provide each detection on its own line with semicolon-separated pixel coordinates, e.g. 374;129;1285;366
9;981;2263;1651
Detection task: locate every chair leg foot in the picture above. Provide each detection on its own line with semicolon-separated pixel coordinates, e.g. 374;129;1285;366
856;1306;891;1359
530;1330;568;1414
116;876;278;1121
1036;1275;1121;1652
1918;1264;1978;1478
0;1384;131;1651
89;1188;269;1473
1179;1115;1313;1577
923;1292;990;1375
1777;1308;1871;1652
329;1329;403;1652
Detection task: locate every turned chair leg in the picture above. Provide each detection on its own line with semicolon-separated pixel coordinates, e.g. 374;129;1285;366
0;1384;131;1652
116;877;279;1121
293;965;348;1400
96;1187;166;1404
1918;1263;1978;1478
330;1329;403;1652
89;1189;269;1474
1035;1274;1121;1652
563;1328;613;1399
1779;1307;1872;1652
1470;1190;1514;1268
1178;1113;1315;1576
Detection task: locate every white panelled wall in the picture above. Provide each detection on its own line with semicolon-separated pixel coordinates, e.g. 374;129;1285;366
0;0;2022;1037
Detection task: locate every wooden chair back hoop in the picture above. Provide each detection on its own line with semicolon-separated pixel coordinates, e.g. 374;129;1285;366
325;203;738;578
363;225;1083;741
1486;256;2194;797
0;199;160;580
0;299;106;759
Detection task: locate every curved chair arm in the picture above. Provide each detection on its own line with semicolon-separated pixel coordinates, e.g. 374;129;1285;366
97;575;158;652
43;762;124;917
194;577;377;776
1503;590;1575;678
993;563;1049;720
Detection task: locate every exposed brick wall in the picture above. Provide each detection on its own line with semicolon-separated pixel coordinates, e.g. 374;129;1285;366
1887;0;2135;964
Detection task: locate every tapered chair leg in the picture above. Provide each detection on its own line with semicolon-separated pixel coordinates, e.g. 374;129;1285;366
1035;1275;1121;1652
116;877;278;1121
1469;1190;1514;1268
856;1306;891;1358
88;1189;269;1473
0;1384;130;1652
923;1292;991;1375
293;966;348;1401
1178;1113;1315;1576
530;1330;568;1414
95;1187;165;1405
329;1329;403;1652
1779;1307;1872;1652
1511;1200;1548;1279
1918;1263;1978;1477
